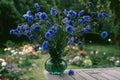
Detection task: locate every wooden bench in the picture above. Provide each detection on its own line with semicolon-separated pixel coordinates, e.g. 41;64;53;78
44;68;120;80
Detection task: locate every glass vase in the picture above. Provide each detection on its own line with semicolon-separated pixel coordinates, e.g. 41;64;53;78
45;57;67;75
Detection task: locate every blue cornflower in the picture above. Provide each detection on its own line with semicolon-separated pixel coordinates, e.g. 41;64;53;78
85;25;91;31
33;45;40;51
10;29;22;37
28;34;35;41
78;19;83;24
35;12;41;19
101;31;108;39
42;41;48;51
22;24;28;29
23;10;31;19
45;32;53;40
48;30;55;35
98;12;109;18
50;26;57;34
83;15;90;21
62;18;68;24
67;10;77;18
68;37;75;45
78;10;85;16
78;41;83;46
46;20;52;27
78;19;86;24
17;25;23;30
66;25;74;34
88;2;94;7
31;23;40;30
67;20;73;25
45;32;51;39
26;10;31;16
27;15;34;23
50;8;58;16
90;12;96;16
63;9;67;16
39;12;48;21
34;3;40;11
102;12;109;17
25;28;31;36
9;29;16;35
98;13;103;18
80;28;88;34
68;70;74;76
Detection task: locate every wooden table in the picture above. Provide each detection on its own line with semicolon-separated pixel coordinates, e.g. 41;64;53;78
44;68;120;80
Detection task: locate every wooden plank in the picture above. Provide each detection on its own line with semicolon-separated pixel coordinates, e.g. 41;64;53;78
71;72;86;80
83;70;108;80
77;70;96;80
102;69;120;79
58;73;74;80
99;72;119;80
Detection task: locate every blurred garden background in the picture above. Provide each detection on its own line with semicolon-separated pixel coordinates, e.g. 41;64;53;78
0;0;120;80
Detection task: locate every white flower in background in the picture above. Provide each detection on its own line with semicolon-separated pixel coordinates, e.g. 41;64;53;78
1;61;7;67
19;51;24;55
103;52;106;55
95;51;99;54
7;47;12;51
109;56;116;62
108;38;111;42
39;47;42;50
0;58;5;62
10;50;15;53
4;48;8;51
4;47;12;51
20;57;23;60
115;60;120;66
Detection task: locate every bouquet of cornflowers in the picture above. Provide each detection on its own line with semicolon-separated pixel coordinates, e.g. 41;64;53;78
10;2;108;58
9;2;109;75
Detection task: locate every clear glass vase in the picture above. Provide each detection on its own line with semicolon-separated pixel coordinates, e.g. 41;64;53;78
45;57;67;75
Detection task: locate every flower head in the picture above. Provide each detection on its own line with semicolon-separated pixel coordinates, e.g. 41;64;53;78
68;70;74;76
42;41;48;51
34;3;40;11
67;20;73;25
101;31;108;39
50;26;57;34
80;28;89;34
29;34;35;41
78;10;85;16
66;25;74;33
90;12;96;16
78;41;83;46
62;18;68;24
46;20;52;27
68;37;75;45
31;23;40;30
85;25;91;31
88;2;94;7
35;12;41;19
39;12;48;21
67;10;77;18
50;8;58;16
33;45;40;51
1;61;7;67
63;9;67;16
